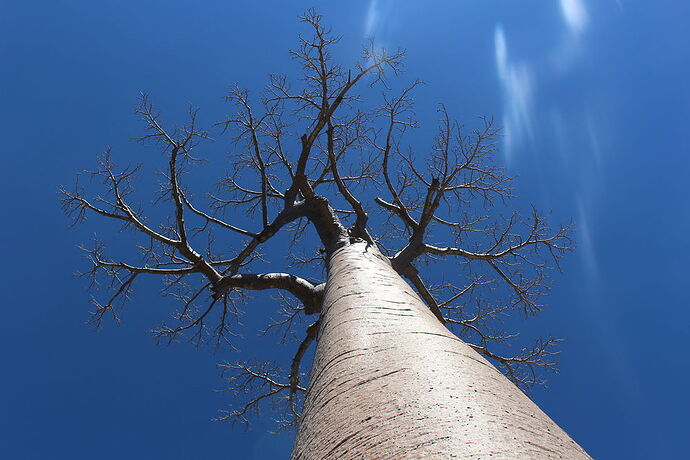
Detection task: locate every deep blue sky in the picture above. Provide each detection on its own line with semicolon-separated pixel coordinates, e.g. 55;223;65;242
2;1;689;458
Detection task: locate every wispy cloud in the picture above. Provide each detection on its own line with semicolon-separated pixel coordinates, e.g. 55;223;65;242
495;1;591;160
577;198;598;277
553;0;589;71
560;0;588;36
494;25;534;162
364;0;396;41
585;111;603;167
364;0;380;38
494;25;508;78
494;1;604;283
363;0;395;63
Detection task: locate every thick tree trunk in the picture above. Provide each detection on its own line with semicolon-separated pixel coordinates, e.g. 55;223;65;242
292;242;589;459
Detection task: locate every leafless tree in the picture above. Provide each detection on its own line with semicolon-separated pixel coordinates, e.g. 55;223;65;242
61;11;588;459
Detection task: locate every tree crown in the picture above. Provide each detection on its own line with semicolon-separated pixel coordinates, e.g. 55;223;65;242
61;10;573;426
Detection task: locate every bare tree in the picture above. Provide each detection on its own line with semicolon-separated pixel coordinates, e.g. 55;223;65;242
61;11;589;459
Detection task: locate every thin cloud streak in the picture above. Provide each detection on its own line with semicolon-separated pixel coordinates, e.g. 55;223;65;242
364;0;379;37
362;0;394;64
494;25;534;162
494;3;602;285
494;1;591;161
577;199;598;277
560;0;588;35
552;0;588;72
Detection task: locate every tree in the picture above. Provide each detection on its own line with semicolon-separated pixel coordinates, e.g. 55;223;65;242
61;11;590;459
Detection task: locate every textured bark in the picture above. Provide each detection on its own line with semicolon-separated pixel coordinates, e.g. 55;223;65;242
292;242;589;459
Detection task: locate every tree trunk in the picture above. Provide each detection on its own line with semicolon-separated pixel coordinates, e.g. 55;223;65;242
292;242;590;459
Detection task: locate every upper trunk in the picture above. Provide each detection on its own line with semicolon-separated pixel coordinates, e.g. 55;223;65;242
292;241;589;459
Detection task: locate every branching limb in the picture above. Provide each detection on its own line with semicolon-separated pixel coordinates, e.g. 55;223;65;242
374;197;418;228
467;337;562;390
374;81;423;232
437;277;493;310
220;200;311;275
87;272;138;327
401;266;444;322
423;220;573;262
283;11;404;206
216;322;318;427
325;119;371;242
62;99;300;338
218;87;271;227
216;362;305;427
261;294;306;343
289;320;319;413
134;96;223;284
79;242;197;276
60;153;179;247
380;111;514;272
213;273;325;315
422;213;573;315
180;190;257;238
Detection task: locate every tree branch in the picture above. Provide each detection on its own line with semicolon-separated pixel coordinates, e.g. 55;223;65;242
213;273;324;315
401;266;445;323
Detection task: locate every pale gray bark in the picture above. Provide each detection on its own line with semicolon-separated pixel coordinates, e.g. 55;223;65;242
292;242;589;459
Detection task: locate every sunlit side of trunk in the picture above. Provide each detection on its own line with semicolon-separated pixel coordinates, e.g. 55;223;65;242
292;242;589;459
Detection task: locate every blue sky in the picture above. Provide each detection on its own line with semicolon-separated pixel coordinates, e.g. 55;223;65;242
2;1;689;458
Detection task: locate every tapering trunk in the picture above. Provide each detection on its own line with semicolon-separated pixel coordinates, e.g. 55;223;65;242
292;242;589;459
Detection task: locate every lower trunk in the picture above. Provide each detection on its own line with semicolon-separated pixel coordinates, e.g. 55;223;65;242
292;242;589;459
